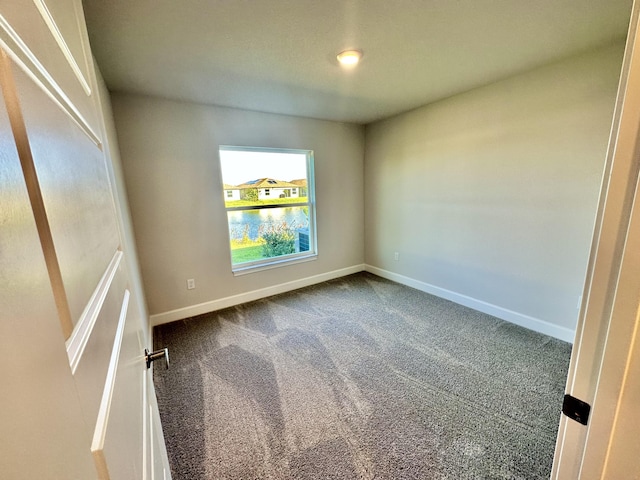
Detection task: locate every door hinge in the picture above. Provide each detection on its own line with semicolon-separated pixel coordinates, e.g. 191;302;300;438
562;394;591;425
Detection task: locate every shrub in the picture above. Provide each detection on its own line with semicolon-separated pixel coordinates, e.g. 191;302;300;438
244;188;258;202
261;222;295;257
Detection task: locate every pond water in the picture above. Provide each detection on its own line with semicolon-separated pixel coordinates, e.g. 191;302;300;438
227;207;309;241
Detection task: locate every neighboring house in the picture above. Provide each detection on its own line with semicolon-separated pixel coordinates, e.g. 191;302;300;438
289;179;308;197
223;183;241;201
235;178;301;200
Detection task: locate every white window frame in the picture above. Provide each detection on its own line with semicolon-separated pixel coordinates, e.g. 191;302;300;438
219;146;317;275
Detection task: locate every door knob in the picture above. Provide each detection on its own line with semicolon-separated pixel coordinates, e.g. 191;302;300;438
145;348;169;369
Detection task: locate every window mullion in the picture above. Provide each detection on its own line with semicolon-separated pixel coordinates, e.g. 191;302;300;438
225;202;309;212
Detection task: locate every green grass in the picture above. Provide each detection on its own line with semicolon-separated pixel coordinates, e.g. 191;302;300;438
230;240;295;264
225;197;308;208
231;245;264;264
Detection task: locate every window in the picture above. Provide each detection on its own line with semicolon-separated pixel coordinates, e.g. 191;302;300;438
219;146;316;273
226;190;233;198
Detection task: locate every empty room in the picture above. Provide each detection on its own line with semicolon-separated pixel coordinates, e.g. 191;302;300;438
3;0;640;479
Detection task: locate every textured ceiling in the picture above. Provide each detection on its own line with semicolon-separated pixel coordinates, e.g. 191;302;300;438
82;0;632;124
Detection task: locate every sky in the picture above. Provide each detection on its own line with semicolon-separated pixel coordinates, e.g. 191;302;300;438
219;149;308;186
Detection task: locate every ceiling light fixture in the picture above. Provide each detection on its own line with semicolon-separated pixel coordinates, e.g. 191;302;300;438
337;49;363;66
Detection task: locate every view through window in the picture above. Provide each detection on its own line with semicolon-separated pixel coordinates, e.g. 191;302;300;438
219;146;316;272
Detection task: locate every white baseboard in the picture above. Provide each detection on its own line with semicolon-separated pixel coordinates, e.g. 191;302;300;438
150;263;575;343
150;264;366;327
364;265;575;343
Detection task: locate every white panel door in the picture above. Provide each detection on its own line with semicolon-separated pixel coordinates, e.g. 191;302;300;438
7;40;150;480
0;1;171;478
0;48;95;480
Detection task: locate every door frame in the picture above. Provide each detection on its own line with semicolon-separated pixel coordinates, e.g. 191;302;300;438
551;0;640;477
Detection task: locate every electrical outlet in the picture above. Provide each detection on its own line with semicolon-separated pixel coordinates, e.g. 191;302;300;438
394;252;399;261
187;278;196;290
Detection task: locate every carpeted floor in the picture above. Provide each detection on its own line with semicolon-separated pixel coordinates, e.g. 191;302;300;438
153;272;571;479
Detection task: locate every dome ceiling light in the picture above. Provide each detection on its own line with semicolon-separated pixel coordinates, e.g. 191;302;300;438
337;49;363;66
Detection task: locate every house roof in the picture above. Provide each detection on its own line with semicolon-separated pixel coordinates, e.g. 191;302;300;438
223;184;238;190
289;179;307;187
235;178;300;189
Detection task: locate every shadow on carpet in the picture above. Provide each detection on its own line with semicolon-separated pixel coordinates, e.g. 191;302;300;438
153;272;571;479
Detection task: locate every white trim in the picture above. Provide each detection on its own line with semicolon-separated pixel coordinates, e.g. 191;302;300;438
142;369;148;480
91;289;130;470
232;253;317;276
32;0;92;96
151;263;575;342
364;265;576;343
149;403;155;480
219;145;317;275
66;250;123;374
0;13;101;148
553;6;640;477
150;264;365;326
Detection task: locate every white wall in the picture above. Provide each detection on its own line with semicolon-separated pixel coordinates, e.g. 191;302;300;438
364;43;624;341
112;94;365;321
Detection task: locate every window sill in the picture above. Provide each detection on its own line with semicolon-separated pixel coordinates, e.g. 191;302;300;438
232;253;317;276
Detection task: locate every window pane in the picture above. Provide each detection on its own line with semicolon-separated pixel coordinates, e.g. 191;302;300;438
219;146;316;272
220;150;308;208
227;206;311;265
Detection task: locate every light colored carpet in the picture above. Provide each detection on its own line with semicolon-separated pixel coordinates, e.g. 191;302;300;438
153;272;571;479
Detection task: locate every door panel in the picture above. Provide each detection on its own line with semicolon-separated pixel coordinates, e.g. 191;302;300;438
32;0;94;94
92;289;147;480
0;52;95;479
73;256;128;424
12;60;120;329
148;371;171;480
0;0;100;137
